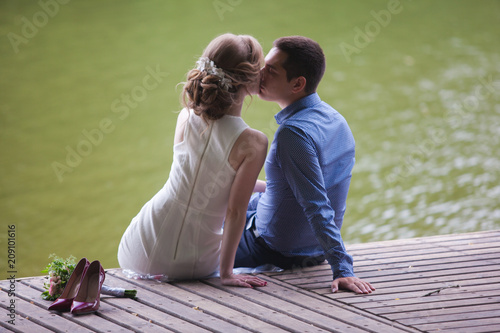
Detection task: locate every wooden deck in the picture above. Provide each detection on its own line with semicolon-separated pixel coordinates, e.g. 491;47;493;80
1;230;499;332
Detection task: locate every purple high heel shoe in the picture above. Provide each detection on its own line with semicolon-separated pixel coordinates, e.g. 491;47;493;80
70;260;106;315
48;257;90;312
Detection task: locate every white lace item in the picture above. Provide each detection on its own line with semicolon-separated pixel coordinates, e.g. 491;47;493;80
196;57;233;91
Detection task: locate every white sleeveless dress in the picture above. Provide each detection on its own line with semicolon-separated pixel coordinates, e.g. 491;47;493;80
117;109;249;280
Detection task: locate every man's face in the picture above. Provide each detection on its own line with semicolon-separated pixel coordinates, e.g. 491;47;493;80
259;47;294;105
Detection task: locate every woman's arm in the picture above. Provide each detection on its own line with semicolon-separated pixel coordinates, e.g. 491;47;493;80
220;128;268;287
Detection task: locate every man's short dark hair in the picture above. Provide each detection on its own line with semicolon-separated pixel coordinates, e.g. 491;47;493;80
273;36;326;94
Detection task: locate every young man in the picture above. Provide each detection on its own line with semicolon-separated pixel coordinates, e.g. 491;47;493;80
234;36;375;294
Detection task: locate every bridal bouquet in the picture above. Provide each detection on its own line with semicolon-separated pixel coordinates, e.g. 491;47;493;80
41;254;76;301
41;254;137;300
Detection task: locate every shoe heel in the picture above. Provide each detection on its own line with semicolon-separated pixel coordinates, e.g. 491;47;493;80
70;260;105;315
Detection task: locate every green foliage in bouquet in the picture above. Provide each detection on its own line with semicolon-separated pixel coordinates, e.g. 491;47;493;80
41;254;77;301
41;254;138;301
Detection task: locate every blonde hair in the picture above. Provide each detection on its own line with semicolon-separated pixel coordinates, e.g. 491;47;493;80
182;33;264;122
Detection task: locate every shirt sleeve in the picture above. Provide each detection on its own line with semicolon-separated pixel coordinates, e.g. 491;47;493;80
275;125;355;280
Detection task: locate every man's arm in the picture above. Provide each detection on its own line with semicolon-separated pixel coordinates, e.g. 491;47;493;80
276;126;374;293
253;180;266;193
331;277;375;294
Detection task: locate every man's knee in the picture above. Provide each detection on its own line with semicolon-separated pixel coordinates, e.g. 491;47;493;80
247;192;262;212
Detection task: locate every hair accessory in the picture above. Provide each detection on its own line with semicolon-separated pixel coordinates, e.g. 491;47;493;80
196;57;233;91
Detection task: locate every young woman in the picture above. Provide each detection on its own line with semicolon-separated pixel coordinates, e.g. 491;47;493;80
118;34;268;288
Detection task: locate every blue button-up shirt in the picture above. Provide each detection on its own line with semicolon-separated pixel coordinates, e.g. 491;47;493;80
255;93;355;279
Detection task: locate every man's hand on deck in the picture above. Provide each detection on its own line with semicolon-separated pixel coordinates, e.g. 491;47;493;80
331;276;375;294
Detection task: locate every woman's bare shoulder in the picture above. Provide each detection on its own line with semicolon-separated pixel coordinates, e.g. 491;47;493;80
239;127;268;150
229;127;267;170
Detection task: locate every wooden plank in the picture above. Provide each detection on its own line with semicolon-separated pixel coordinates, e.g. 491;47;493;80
270;251;500;284
317;275;500;301
437;324;500;333
203;275;419;333
306;253;500;278
5;295;96;333
43;282;171;332
413;316;500;332
0;324;14;333
345;230;500;251
357;256;500;276
107;272;290;333
274;231;500;333
280;261;500;287
385;304;500;322
268;238;500;280
343;235;500;257
1;279;93;333
367;295;500;314
355;242;500;259
350;248;500;267
182;279;368;333
304;276;499;296
352;234;500;250
0;314;54;333
172;280;330;333
98;299;174;333
0;295;54;333
418;230;500;243
351;272;500;292
408;309;500;326
350;288;500;310
354;251;500;271
83;274;210;333
301;274;500;299
4;279;134;333
102;296;206;333
3;230;499;333
352;284;500;311
110;269;418;333
53;309;134;333
105;272;249;333
19;276;201;333
111;269;370;333
320;287;500;311
357;264;500;285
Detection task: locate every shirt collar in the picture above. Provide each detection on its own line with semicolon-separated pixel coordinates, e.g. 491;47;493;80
274;93;321;125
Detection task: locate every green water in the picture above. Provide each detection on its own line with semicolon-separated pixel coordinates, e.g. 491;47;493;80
1;0;499;278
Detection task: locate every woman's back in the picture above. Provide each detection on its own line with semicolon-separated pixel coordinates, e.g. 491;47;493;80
119;33;268;289
117;109;248;279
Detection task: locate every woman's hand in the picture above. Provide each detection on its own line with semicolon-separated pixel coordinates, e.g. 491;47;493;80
220;273;268;288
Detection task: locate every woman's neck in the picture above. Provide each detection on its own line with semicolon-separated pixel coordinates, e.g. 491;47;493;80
225;89;246;117
226;101;243;117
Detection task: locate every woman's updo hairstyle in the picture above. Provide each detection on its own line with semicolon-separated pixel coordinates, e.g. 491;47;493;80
182;33;264;122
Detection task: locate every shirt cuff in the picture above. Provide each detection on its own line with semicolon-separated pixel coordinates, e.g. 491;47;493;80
331;262;355;280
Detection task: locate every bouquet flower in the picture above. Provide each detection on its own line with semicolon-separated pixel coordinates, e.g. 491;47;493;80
41;254;137;300
41;254;77;301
